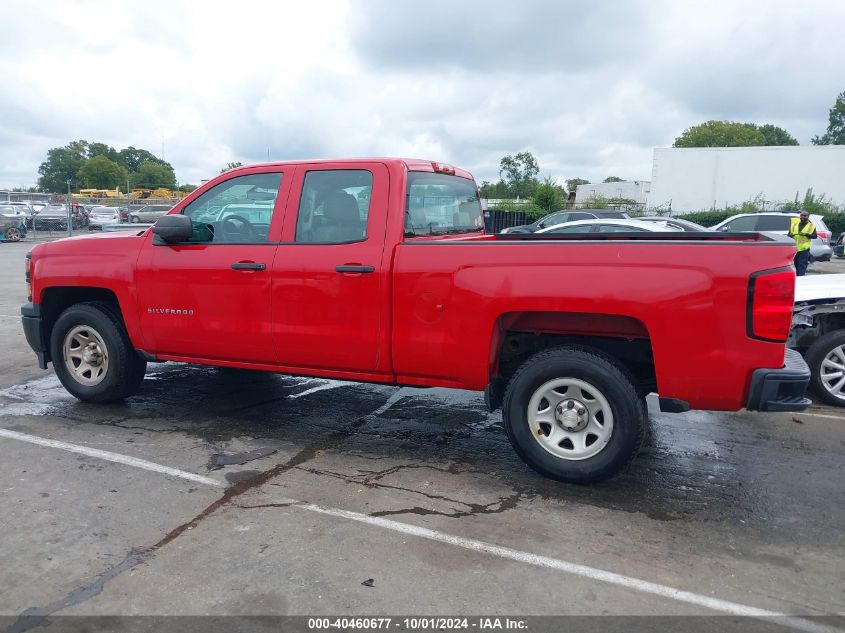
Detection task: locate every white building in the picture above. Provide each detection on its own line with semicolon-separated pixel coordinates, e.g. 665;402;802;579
648;146;845;214
575;180;650;204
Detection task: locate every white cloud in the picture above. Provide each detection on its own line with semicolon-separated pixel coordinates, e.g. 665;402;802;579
0;0;842;189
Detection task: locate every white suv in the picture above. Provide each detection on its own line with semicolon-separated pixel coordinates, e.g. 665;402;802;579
711;212;832;262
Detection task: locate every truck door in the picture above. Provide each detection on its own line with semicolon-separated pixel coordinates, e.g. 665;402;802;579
135;168;291;363
270;163;390;375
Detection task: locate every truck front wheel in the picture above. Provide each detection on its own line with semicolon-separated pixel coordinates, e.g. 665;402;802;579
502;346;645;484
50;303;146;403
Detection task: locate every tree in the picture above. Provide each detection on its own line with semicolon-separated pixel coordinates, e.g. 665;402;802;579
37;140;89;192
178;184;198;193
812;90;845;145
566;178;589;193
673;121;766;147
757;124;798;146
131;160;176;188
76;156;127;190
532;176;564;212
603;176;624;183
88;142;122;163
499;152;539;199
221;161;243;173
118;146;172;172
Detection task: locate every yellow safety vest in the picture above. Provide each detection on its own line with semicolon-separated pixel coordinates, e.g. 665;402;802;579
789;218;815;252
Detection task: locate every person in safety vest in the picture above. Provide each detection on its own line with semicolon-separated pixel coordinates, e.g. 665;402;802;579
788;211;816;277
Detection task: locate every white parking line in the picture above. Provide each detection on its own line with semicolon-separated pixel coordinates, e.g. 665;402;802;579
0;426;840;631
0;428;224;487
794;412;845;421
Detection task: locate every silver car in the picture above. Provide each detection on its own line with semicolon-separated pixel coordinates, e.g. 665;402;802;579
536;218;672;234
129;204;172;223
711;212;833;262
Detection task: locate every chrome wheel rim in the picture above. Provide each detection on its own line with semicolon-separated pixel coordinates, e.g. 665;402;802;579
63;325;109;386
6;227;20;241
820;345;845;401
527;378;614;460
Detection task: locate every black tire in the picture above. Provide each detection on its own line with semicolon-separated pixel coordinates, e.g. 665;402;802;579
130;215;140;223
5;227;21;242
502;346;645;484
50;302;147;403
805;330;845;407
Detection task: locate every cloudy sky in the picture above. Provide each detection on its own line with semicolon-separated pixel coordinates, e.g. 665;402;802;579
1;0;843;189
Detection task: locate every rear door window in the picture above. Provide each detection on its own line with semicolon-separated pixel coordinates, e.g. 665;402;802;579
722;216;758;231
295;170;372;244
756;215;791;231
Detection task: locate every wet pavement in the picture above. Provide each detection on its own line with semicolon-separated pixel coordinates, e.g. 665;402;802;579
0;241;844;630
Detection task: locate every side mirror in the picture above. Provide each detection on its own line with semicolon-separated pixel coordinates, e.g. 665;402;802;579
152;214;192;243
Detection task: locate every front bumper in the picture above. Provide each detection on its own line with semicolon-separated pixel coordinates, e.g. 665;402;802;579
746;349;811;412
21;302;50;369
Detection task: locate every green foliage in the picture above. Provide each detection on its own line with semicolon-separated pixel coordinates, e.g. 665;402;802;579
221;162;243;173
679;210;735;228
583;194;641;211
88;142;121;163
76;156;127;189
757;124;798;146
499;152;539;199
812;90;845;145
37;140;89;192
531;176;564;212
479;180;512;198
178;184;198;193
674;121;765;147
566;178;589;193
821;213;845;237
118;146;172;172
37;140;176;192
603;176;624;183
491;201;545;223
781;189;840;215
131;160;177;188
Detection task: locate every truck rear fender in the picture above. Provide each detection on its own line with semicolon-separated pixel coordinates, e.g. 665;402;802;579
487;311;655;409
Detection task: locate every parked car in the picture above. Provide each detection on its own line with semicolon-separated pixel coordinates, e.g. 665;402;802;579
129;204;172;223
537;218;671;234
0;216;26;242
637;216;708;231
832;232;845;258
501;209;629;234
790;274;845;406
711;212;832;262
87;206;123;231
32;205;72;231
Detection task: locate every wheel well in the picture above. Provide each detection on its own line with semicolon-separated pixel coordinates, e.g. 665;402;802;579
488;312;656;406
40;287;123;347
791;312;845;352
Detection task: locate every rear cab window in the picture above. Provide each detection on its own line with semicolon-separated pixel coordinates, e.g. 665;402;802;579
404;172;483;237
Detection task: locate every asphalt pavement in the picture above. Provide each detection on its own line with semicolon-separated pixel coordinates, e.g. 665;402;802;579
0;240;843;633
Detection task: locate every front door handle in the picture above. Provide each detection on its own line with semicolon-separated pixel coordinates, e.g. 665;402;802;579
335;265;375;274
231;262;266;271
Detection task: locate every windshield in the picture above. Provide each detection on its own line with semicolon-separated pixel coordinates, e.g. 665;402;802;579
404;172;483;236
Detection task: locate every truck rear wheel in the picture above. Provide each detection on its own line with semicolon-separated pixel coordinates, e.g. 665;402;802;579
502;346;645;484
50;303;146;403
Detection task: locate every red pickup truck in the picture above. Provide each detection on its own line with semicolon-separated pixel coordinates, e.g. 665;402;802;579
21;158;810;483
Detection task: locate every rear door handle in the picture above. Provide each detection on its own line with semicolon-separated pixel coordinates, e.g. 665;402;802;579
335;265;375;274
231;262;266;271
